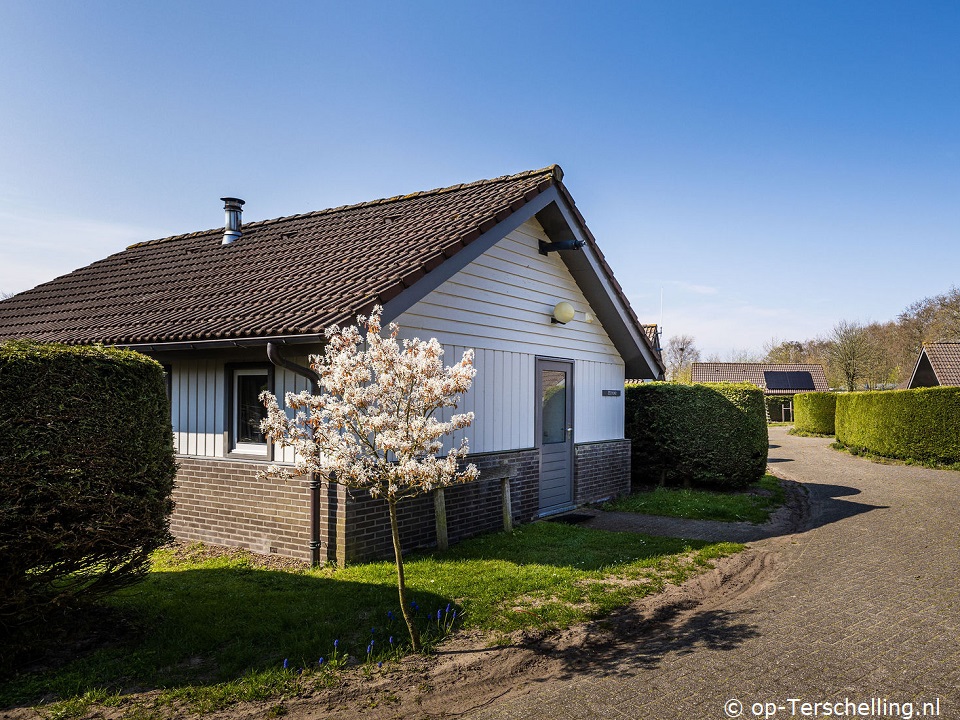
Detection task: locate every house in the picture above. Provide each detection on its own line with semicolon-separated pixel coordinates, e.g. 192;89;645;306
691;362;829;394
691;362;829;420
641;324;664;369
906;342;960;388
0;165;664;564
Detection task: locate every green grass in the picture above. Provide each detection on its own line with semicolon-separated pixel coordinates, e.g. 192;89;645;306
789;428;834;438
1;524;742;718
603;474;786;524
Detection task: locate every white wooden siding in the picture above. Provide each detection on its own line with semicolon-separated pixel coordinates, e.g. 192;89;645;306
275;363;312;464
170;355;315;460
171;359;225;457
397;218;625;452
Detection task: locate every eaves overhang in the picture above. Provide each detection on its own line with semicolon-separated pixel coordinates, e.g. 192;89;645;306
375;184;663;380
536;187;664;380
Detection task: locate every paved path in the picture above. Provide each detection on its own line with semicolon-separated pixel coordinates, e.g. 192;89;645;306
468;427;960;720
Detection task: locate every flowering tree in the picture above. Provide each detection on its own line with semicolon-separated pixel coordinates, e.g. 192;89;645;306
260;306;477;650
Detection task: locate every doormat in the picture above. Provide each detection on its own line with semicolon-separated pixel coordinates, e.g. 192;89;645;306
544;513;594;525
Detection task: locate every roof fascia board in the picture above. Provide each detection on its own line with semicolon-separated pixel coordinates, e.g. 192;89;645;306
542;195;662;379
378;189;558;324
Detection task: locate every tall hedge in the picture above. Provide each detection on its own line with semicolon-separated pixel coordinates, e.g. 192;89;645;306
0;341;177;654
794;392;837;434
625;382;768;489
835;387;960;464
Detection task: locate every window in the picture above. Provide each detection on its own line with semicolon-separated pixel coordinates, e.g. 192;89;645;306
232;367;270;456
161;364;172;403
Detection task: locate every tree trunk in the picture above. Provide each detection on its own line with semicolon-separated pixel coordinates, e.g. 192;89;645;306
389;498;421;651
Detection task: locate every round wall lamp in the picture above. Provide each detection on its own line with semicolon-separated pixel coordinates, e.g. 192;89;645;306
552;301;576;325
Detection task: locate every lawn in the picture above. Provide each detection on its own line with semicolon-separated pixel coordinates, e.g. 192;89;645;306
1;523;742;718
603;474;786;524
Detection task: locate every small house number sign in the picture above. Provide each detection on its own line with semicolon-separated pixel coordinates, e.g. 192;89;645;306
602;389;621;397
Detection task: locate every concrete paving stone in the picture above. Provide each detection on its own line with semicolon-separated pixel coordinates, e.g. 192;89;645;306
467;427;959;719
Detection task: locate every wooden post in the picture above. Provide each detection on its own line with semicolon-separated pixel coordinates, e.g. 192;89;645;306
434;488;449;551
501;477;513;532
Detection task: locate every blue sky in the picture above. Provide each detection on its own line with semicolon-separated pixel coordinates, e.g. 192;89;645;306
1;1;957;357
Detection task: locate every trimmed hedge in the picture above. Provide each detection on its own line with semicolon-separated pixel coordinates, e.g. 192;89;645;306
625;382;768;489
0;341;177;657
793;392;837;435
835;387;960;464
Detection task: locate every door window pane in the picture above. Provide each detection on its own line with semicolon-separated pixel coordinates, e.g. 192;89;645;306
541;370;567;444
237;372;268;444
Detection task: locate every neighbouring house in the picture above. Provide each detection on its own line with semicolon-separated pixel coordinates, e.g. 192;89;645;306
691;362;829;420
691;362;829;394
624;324;664;383
0;165;664;564
906;342;960;388
641;324;664;371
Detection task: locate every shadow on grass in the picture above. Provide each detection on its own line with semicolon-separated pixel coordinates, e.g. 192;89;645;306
0;568;450;709
433;521;714;571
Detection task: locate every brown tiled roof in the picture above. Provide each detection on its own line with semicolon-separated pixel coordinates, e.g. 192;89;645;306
0;166;661;371
922;342;960;386
691;363;829;395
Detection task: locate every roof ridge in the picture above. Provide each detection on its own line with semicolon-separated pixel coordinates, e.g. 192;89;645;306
126;165;562;250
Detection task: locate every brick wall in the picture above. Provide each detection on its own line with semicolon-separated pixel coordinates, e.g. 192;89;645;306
341;448;540;562
170;443;623;565
574;439;631;505
171;456;312;562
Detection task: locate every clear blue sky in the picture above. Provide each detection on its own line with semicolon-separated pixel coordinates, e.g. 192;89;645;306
1;1;957;357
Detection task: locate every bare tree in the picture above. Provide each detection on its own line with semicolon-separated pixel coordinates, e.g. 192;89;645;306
828;320;883;391
664;334;700;383
763;338;805;364
725;347;763;362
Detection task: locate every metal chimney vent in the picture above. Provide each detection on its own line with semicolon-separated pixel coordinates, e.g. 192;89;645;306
221;197;245;245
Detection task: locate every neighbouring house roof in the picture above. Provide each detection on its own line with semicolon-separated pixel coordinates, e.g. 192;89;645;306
691;362;829;395
0;165;664;378
641;324;662;359
907;342;960;388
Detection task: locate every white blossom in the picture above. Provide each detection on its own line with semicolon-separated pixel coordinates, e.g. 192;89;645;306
260;306;478;501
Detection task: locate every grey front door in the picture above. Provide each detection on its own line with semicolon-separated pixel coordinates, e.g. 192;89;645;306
536;359;574;514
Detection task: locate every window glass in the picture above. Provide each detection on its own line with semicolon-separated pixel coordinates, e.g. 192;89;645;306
236;371;268;445
541;369;567;444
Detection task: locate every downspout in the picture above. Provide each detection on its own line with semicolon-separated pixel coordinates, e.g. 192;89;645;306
267;342;324;566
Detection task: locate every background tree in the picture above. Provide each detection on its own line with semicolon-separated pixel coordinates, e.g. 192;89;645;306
763;338;806;364
827;320;883;391
664;334;701;383
260;307;477;651
861;321;900;389
703;348;763;363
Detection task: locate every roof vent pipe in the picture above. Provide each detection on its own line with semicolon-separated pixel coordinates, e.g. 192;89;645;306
221;197;245;245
